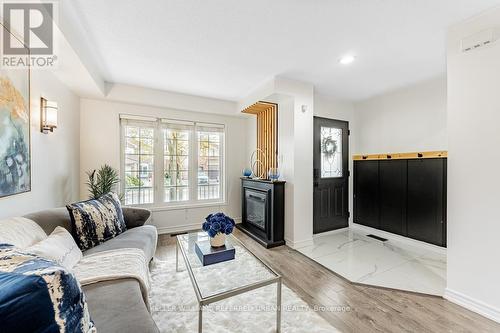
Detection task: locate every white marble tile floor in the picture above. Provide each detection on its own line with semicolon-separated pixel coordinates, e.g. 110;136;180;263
296;229;446;296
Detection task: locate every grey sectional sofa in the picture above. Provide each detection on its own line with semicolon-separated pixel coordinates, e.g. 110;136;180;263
24;207;160;333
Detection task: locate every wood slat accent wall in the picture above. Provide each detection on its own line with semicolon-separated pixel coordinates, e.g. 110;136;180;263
353;151;448;161
242;101;278;177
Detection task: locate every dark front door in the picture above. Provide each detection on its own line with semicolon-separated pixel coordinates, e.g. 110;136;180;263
313;117;349;234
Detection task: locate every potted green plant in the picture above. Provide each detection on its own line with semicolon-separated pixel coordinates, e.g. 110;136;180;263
86;164;121;200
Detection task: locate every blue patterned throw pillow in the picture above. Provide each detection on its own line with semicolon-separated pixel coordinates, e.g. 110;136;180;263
66;192;126;251
0;244;95;333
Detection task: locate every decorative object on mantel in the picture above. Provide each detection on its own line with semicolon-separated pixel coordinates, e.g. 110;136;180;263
268;167;280;181
250;148;267;179
242;167;252;178
0;31;31;198
86;164;122;200
40;97;58;133
201;212;236;248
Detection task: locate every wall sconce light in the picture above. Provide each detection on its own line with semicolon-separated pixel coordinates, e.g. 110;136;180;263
40;97;58;133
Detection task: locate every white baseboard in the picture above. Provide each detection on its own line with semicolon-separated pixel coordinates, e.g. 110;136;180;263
156;218;242;235
285;237;313;249
156;223;201;235
444;288;500;323
351;223;446;255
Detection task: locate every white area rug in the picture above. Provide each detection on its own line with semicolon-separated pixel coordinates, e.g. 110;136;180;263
149;256;338;333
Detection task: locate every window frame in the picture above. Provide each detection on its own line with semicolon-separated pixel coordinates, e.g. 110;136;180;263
161;122;193;205
195;127;225;204
120;118;157;206
120;115;226;209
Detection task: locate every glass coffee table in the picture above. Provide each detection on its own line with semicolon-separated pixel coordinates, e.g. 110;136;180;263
176;232;282;333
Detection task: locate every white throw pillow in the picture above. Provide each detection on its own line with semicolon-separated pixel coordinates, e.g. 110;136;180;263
0;217;47;249
26;226;83;270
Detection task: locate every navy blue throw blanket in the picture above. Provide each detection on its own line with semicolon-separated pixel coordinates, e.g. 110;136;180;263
0;244;95;333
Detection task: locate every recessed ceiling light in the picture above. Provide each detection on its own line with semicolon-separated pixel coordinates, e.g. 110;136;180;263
339;55;356;65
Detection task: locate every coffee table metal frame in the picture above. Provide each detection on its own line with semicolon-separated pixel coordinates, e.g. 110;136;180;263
176;233;282;333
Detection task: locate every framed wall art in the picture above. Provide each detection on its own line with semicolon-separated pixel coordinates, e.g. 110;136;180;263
0;23;31;198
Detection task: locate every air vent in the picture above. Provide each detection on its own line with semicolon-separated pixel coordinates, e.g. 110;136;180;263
461;28;500;53
170;232;187;237
366;234;388;242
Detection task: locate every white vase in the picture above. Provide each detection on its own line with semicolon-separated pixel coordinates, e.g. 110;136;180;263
210;233;226;247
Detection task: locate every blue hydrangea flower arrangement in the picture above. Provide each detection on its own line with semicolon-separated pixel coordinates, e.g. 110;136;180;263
202;212;236;238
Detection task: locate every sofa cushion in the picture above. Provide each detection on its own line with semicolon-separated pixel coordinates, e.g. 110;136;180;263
0;244;95;333
0;217;47;249
122;207;152;228
26;226;83;270
24;207;72;234
83;225;157;262
83;278;158;333
66;193;127;251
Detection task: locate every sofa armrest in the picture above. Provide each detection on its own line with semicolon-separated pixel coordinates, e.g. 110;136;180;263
122;207;152;229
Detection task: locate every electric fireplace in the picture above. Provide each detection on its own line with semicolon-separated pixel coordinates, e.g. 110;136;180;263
245;189;267;230
238;178;285;248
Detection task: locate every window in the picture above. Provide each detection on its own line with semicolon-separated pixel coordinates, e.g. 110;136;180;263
163;126;190;202
120;116;225;207
320;126;342;178
197;128;223;200
123;123;155;205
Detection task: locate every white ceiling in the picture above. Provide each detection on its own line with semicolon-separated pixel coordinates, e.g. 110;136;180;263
66;0;500;102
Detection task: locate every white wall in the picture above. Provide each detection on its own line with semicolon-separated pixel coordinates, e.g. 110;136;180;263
270;78;315;248
445;8;500;322
0;71;81;219
314;95;356;225
275;96;296;244
80;97;247;234
354;76;447;154
288;81;315;248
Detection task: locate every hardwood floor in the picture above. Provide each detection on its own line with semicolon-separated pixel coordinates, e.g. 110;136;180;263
157;230;500;332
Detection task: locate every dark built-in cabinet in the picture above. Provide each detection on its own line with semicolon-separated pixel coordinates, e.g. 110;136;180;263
354;158;447;247
379;160;407;236
353;161;379;229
